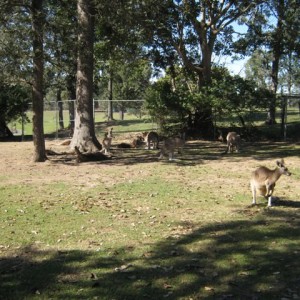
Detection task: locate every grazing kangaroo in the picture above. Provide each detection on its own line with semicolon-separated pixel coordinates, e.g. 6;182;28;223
250;159;291;207
159;136;185;161
101;128;113;154
143;131;159;149
225;132;240;153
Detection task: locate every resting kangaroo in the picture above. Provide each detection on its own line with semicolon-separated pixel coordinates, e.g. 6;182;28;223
143;131;159;149
225;132;240;153
159;136;185;161
250;159;291;207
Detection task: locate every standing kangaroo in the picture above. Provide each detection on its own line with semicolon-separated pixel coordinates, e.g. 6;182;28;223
225;132;240;153
143;131;159;149
250;159;291;207
101;128;113;154
159;136;185;161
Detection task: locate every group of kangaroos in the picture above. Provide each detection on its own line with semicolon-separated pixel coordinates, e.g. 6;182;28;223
99;128;291;208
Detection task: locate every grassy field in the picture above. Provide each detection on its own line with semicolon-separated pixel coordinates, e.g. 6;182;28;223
8;105;300;140
9;110;154;137
0;128;300;299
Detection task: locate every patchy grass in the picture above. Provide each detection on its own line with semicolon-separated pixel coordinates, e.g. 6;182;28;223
0;138;299;299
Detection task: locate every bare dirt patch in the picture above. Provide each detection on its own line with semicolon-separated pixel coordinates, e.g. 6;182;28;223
1;138;299;200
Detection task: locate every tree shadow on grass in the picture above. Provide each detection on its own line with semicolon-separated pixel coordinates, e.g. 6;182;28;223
46;140;300;167
1;208;299;300
239;141;300;160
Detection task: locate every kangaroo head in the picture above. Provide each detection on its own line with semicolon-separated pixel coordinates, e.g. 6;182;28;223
277;159;291;176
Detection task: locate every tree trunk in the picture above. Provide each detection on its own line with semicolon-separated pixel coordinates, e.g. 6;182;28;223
107;68;114;121
0;120;14;138
178;32;215;138
57;89;64;130
71;0;101;152
31;0;46;162
267;0;285;125
280;96;287;139
66;73;76;130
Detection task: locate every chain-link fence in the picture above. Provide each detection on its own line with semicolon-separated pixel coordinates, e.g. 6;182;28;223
8;95;300;140
9;99;148;139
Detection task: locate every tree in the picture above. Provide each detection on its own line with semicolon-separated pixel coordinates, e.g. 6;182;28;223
93;0;148;121
244;50;273;90
44;0;77;131
145;66;273;136
141;0;259;137
0;83;30;137
31;0;46;162
70;0;101;152
0;0;46;161
234;0;300;124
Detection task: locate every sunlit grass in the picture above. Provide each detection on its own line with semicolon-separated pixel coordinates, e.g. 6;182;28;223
0;129;299;299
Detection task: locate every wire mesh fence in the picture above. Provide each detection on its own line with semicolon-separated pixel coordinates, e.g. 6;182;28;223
7;95;300;140
9;99;148;139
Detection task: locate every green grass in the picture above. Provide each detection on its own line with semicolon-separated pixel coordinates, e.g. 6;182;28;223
0;137;300;299
9;110;154;137
8;106;300;140
2;109;300;300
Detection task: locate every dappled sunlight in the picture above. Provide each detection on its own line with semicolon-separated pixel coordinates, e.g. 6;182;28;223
0;139;299;299
1;208;299;299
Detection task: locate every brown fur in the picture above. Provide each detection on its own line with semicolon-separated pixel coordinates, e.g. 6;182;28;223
250;159;291;206
101;128;113;154
143;131;159;149
225;132;240;153
159;137;185;160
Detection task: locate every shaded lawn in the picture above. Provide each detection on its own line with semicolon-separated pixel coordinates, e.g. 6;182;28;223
0;139;299;299
1;207;299;300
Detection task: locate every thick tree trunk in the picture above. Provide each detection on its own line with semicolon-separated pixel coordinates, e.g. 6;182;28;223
192;58;214;138
31;0;46;162
71;0;101;152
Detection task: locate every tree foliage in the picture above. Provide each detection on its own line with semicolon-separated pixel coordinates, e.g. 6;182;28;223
234;0;300;123
0;83;30;136
145;66;273;135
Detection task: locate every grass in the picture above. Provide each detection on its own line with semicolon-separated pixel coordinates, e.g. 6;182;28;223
8;106;300;140
9;110;154;137
0;134;300;299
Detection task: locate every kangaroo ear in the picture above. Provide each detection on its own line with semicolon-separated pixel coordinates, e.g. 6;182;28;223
277;159;285;167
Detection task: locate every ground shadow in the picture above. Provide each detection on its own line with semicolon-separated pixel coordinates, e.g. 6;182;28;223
1;207;299;299
46;139;300;168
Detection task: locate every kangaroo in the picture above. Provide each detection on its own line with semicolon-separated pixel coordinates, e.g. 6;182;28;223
159;136;185;161
101;128;113;154
217;129;225;143
143;131;159;149
250;159;291;207
131;135;144;148
225;132;240;153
